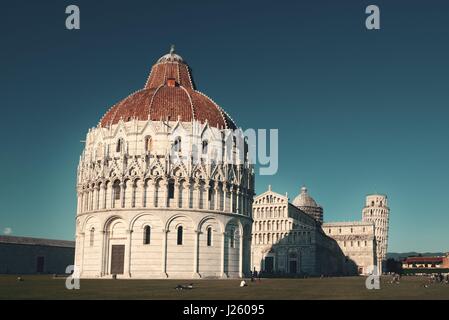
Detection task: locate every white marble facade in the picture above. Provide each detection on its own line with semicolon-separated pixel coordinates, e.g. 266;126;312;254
251;187;318;275
75;120;254;279
252;186;388;276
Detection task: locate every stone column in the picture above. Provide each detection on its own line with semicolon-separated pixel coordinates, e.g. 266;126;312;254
229;186;234;213
101;182;108;209
174;179;180;208
131;180;136;208
223;184;228;212
120;181;126;208
103;231;110;275
193;230;201;278
87;189;91;211
220;231;226;278
239;227;243;278
124;230;133;278
151;180;158;207
161;180;168;208
205;183;211;210
90;188;94;211
139;179;145;207
110;183;115;209
185;181;191;208
85;189;90;212
94;185;100;210
236;188;241;214
213;182;219;211
99;230;106;276
161;229;169;278
78;232;85;277
241;190;246;216
194;181;201;209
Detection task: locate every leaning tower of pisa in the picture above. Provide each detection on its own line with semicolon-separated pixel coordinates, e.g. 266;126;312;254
361;194;390;273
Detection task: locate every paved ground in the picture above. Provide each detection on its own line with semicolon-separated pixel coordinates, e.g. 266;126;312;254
0;275;448;299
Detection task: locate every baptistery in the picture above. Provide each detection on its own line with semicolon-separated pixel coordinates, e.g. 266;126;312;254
74;47;255;279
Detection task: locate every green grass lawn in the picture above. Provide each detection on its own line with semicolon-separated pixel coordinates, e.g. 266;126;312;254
0;275;448;300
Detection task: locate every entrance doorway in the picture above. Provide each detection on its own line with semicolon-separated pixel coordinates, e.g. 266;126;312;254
36;256;45;273
289;260;297;274
265;257;274;273
110;245;125;275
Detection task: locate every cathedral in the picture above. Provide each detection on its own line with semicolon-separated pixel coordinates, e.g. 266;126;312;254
74;48;389;279
252;186;390;276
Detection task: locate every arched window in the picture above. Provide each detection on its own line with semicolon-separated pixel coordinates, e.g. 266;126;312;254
207;227;212;247
113;180;121;201
116;138;124;153
173;137;181;152
177;226;183;245
168;180;175;199
145;136;152;152
89;228;95;247
230;228;235;248
202;140;208;154
143;226;151;245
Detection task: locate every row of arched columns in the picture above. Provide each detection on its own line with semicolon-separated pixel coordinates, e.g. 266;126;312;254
253;206;288;219
77;178;253;217
254;220;294;232
252;231;312;245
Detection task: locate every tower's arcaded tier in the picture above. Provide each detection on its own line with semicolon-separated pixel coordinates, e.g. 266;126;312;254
74;48;255;279
362;194;390;270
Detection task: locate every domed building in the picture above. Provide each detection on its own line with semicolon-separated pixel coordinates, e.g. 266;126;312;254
292;187;323;224
74;47;254;279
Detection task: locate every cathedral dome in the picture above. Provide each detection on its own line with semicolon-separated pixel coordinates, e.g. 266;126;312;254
292;186;324;223
99;47;236;129
293;187;318;208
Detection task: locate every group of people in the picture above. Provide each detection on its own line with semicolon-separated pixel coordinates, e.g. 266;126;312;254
390;273;401;284
250;270;262;282
430;273;449;284
175;283;194;291
175;270;264;290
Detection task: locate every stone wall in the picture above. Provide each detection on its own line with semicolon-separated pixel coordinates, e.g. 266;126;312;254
0;243;74;275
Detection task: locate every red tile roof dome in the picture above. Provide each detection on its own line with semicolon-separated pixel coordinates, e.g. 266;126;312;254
99;46;236;129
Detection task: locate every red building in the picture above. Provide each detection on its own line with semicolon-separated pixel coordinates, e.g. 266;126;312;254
402;254;449;274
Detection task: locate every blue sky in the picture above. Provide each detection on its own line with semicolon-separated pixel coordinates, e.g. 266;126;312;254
0;0;448;252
